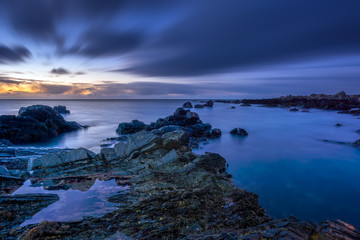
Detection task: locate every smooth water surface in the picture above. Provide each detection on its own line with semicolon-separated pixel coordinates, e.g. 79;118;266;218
1;99;359;226
13;179;128;225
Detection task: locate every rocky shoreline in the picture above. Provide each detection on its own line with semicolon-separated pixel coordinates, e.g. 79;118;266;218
0;104;359;239
215;91;360;115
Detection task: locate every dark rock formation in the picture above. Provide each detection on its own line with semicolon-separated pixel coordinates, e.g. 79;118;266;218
336;123;343;127
194;104;204;108
53;105;70;114
116;120;146;135
115;108;221;148
0;105;82;143
240;91;360;113
290;108;299;112
230;128;248;136
0;194;59;236
183;102;193;108
8;130;358;240
203;100;214;107
209;128;222;139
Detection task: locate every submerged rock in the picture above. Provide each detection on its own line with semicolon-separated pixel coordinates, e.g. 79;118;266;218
194;104;204;108
230;128;248;136
0;105;82;143
116;120;146;135
289;108;299;112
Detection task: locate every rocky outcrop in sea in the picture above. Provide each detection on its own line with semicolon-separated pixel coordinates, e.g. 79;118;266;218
0;105;82;143
116;107;222;148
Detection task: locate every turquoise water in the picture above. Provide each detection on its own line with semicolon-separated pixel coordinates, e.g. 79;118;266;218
0;99;359;226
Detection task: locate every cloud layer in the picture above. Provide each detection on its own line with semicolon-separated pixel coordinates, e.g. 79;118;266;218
0;0;359;97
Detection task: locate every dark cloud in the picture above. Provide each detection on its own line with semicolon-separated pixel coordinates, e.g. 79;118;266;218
38;84;73;94
63;31;144;57
75;72;86;75
50;67;71;75
118;0;360;77
0;45;31;64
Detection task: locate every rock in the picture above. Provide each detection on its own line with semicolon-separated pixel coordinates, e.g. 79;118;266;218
230;128;248;136
125;130;160;155
183;102;193;108
241;103;251;107
290;108;299;112
0;139;12;147
194;104;204;108
335;123;343;127
352;139;360;148
230;106;236;109
209;128;222;139
240;92;360;112
116;120;146;135
162;130;190;150
301;109;310;112
53;105;70;114
0;165;10;176
31;148;99;178
0;194;59;236
203;100;214;107
0;105;82;143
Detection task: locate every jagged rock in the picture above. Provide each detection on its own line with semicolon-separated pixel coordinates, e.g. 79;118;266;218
183;102;193;108
0;165;10;176
230;128;248;136
352;139;360;148
53;105;70;114
31;148;99;178
0;194;59;236
162;130;190;150
0;139;12;147
0;105;82;143
116;120;147;135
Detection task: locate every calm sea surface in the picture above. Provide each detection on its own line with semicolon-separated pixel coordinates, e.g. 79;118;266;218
1;99;360;226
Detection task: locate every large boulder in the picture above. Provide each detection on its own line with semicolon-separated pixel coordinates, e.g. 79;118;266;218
116;120;146;135
0;105;81;143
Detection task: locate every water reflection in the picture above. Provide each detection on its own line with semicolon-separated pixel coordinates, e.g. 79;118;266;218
14;179;128;226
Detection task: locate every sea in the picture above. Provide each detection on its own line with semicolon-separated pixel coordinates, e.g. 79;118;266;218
1;99;360;226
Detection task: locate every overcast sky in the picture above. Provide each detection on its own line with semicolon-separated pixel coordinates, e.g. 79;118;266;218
0;0;359;98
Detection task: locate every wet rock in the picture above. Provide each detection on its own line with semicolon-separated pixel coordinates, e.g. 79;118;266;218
0;194;59;236
290;108;299;112
183;102;193;108
352;139;360;148
194;104;204;108
31;148;99;178
301;109;310;112
0;165;10;176
335;123;343;127
0;139;12;147
241;103;251;107
209;128;222;139
203;100;214;107
116;120;146;135
230;106;236;109
230;128;248;136
162;130;190;150
53;105;70;114
0;105;82;143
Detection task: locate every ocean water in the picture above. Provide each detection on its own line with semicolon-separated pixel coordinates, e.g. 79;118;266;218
1;99;360;226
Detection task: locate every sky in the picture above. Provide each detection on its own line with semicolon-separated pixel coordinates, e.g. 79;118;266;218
0;0;360;99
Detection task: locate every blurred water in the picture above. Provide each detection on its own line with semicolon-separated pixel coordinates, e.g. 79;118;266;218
1;99;360;226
